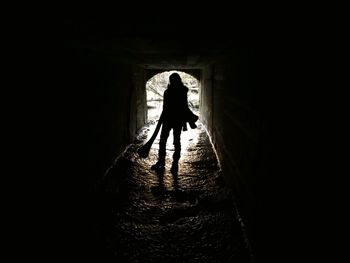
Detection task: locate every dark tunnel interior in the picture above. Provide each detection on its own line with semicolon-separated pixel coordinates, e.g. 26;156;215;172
53;17;272;262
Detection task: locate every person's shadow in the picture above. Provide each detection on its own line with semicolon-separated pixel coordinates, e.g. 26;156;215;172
151;161;196;204
172;168;185;202
150;162;180;199
150;167;166;198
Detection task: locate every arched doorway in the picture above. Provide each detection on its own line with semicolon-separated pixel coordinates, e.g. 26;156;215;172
146;70;200;122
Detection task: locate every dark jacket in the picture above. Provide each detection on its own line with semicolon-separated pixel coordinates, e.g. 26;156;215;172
161;84;198;130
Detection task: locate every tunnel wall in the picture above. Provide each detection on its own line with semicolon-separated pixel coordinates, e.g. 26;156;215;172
200;66;213;133
130;66;148;140
63;46;147;190
200;48;262;249
57;45;148;260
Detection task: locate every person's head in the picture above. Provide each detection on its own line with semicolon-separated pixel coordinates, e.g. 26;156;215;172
169;73;183;87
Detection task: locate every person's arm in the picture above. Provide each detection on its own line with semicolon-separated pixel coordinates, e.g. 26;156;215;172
162;89;169;114
184;87;189;109
159;111;164;123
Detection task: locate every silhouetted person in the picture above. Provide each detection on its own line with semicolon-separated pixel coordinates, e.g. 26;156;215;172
151;73;198;172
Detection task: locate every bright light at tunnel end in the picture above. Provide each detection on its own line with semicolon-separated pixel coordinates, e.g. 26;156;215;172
146;70;200;123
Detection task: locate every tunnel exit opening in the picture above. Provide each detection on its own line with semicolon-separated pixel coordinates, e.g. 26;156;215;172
144;70;201;154
146;70;200;123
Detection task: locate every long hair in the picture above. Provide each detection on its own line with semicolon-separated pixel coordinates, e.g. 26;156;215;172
168;73;183;88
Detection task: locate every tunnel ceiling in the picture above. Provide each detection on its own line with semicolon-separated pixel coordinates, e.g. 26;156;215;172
64;20;236;69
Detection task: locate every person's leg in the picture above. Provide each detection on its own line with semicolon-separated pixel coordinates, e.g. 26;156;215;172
171;125;182;173
172;125;182;162
152;124;170;169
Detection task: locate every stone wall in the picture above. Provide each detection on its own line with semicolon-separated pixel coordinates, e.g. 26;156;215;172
200;48;263;250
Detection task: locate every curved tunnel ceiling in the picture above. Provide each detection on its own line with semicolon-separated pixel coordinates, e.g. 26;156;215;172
64;20;237;69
